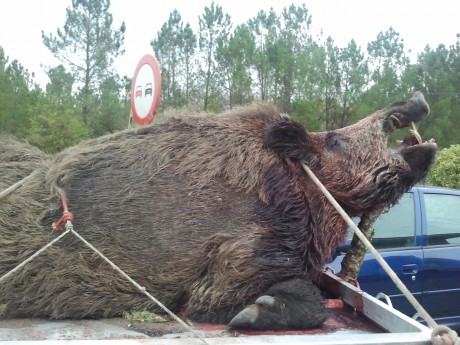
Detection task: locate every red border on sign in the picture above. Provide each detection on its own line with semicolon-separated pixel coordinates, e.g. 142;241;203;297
130;54;161;126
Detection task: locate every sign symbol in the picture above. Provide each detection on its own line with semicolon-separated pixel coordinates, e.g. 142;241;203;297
135;85;142;98
145;83;152;97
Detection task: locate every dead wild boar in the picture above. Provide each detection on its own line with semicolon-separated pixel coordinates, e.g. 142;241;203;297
0;92;436;330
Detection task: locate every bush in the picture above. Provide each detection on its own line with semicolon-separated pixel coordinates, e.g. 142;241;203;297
428;144;460;189
27;108;88;154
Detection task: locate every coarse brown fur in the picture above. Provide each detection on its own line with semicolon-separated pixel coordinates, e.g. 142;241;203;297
0;94;436;329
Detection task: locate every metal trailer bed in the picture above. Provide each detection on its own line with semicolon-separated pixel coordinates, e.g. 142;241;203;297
0;271;433;345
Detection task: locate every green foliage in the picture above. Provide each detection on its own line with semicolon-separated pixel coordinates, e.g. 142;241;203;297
42;0;125;87
88;76;127;137
42;0;125;124
27;106;88;153
0;47;41;138
1;2;131;145
414;43;460;150
291;99;323;131
151;10;197;109
0;49;17;132
247;8;278;102
23;63;90;153
366;27;410;109
46;65;75;101
428;145;460;189
321;37;369;129
1;4;460;151
216;23;255;108
122;310;167;323
198;1;232;111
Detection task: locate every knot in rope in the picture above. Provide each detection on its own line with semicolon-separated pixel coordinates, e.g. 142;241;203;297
52;195;74;231
431;326;459;345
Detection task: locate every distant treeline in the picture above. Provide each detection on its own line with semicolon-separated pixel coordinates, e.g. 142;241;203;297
0;1;459;153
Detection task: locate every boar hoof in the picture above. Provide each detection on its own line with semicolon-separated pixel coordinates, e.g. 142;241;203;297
228;304;260;328
228;279;327;330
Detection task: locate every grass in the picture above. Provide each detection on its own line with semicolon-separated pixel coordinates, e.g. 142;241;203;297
122;310;168;323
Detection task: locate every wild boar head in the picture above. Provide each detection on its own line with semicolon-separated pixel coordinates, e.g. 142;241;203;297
265;92;437;216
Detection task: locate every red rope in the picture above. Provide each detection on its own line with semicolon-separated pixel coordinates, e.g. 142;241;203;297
52;196;74;231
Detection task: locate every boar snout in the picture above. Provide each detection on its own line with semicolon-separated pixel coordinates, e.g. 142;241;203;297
384;91;430;131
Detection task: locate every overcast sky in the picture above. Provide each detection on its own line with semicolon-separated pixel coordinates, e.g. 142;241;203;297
0;0;458;88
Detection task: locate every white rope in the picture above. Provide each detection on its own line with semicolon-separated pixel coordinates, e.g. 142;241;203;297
0;228;71;284
0;172;208;342
300;161;439;329
302;161;460;344
64;221;210;345
2;163;455;344
0;217;208;343
299;160;460;345
0;171;37;200
432;325;460;345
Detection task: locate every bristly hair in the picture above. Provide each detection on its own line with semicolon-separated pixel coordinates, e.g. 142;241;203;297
263;119;315;161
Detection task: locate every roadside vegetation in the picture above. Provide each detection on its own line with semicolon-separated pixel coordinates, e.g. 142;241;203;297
1;1;459;188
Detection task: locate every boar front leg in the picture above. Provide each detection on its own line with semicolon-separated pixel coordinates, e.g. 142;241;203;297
184;231;327;330
228;279;327;330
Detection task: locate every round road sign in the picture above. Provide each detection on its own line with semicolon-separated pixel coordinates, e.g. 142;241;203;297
130;54;161;126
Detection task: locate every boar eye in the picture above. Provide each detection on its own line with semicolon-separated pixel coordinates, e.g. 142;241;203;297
325;132;345;151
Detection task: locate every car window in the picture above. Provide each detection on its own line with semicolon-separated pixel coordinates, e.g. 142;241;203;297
424;193;460;246
371;193;416;249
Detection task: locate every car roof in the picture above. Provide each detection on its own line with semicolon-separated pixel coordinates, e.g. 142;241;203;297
411;185;460;195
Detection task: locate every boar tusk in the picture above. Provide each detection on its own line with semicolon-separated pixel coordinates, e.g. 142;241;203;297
390;114;401;127
410;122;423;145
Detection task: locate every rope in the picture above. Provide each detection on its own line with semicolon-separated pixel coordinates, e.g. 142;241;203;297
0;228;71;284
431;326;460;345
301;162;436;325
0;172;209;343
0;171;37;200
301;162;460;344
0;171;210;343
0;218;209;344
64;221;210;345
52;196;74;230
1;159;456;344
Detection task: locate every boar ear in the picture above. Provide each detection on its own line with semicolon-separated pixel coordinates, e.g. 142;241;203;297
264;119;316;161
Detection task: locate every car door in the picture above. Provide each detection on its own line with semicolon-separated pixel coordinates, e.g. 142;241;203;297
356;192;424;316
420;190;460;325
328;192;424;317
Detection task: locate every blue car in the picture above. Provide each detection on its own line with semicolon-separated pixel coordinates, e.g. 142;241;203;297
328;185;460;330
